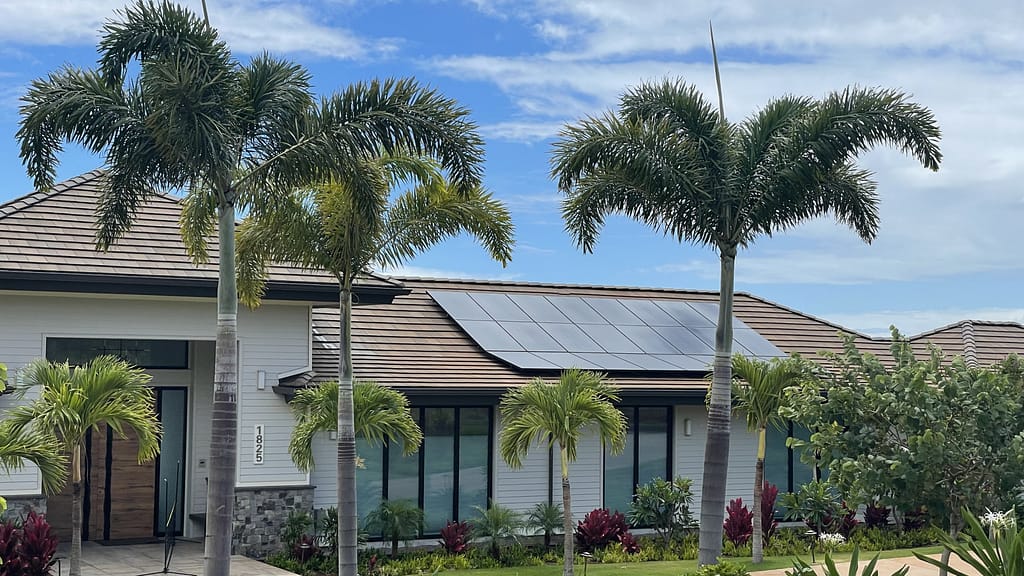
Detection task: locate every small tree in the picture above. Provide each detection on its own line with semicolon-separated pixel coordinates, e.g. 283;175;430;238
627;476;695;545
5;357;161;576
364;500;423;559
500;369;627;576
527;502;564;548
471;502;524;559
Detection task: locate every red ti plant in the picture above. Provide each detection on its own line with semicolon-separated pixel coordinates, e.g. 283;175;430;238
723;498;753;546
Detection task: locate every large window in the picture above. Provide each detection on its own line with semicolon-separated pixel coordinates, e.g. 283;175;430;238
603;406;672;513
46;338;188;369
359;406;492;535
764;421;815;494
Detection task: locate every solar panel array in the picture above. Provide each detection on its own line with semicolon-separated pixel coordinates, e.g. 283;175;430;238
429;290;784;371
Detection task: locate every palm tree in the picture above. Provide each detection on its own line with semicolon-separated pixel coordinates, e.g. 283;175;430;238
286;380;424;473
17;3;487;573
499;369;627;576
0;362;67;500
235;155;512;576
731;354;806;563
471;501;524;559
363;500;424;559
4;357;161;576
551;71;942;563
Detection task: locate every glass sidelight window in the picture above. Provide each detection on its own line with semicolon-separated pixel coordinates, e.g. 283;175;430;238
46;338;188;369
359;406;493;535
764;421;815;494
603;406;672;513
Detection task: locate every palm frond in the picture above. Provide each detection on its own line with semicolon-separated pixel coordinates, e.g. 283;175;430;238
236;53;312;150
731;354;806;433
0;422;67;495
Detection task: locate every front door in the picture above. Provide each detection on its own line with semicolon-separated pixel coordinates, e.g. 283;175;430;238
154;388;188;536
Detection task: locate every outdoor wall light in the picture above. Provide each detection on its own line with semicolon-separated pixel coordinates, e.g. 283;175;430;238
329;431;338;440
683;418;692;436
256;370;266;390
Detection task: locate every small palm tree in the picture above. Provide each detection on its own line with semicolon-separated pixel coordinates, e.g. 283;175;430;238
472;502;524;559
0;364;67;501
287;380;423;472
552;69;942;563
363;500;424;559
527;502;564;548
237;154;513;576
500;369;627;576
4;357;161;576
732;354;806;563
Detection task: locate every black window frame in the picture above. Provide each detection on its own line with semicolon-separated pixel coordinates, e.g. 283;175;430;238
602;405;674;512
45;337;190;370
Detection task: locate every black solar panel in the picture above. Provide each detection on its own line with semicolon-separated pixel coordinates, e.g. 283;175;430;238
429;290;784;372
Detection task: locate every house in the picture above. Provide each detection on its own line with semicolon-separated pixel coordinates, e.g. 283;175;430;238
1;172;1021;557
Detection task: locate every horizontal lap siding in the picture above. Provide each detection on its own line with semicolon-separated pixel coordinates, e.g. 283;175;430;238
237;305;312;487
310;434;337;509
492;412;552;515
674;406;757;516
560;426;602;521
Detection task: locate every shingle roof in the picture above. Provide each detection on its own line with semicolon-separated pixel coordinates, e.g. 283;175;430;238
908;320;1024;365
301;277;894;395
0;170;403;300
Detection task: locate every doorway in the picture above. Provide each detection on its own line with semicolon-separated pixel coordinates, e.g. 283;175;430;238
154;388;188;537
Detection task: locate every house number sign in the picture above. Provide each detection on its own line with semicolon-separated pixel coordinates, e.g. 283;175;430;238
254;424;265;465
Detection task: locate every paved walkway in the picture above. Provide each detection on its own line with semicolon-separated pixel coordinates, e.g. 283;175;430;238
58;541;297;576
752;553;979;576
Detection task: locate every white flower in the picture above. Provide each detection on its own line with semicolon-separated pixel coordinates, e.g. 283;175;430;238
818;533;846;548
980;509;1015;531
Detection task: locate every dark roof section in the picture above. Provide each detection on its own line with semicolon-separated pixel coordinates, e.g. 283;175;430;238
0;171;407;303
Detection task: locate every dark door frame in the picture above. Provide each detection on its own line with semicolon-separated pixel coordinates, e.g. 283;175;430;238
152;386;189;537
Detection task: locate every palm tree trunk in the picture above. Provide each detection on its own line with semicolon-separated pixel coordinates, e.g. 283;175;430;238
205;202;239;576
337;287;359;576
698;248;736;566
70;445;82;576
751;427;766;563
560;444;574;576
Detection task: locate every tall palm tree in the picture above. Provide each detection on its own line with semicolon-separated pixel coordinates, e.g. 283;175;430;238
235;155;512;576
4;357;161;576
499;369;627;576
731;354;806;563
17;3;486;574
286;380;423;473
551;75;942;564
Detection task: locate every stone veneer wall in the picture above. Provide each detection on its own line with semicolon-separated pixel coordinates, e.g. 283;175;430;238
233;486;315;558
1;496;46;520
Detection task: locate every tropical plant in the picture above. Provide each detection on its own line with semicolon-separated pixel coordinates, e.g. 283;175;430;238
916;508;1024;576
723;498;753;546
864;502;891;529
552;39;942;562
761;482;780;543
286;380;423;472
4;357;160;576
283;511;313;554
363;500;424;559
575;508;630;552
237;153;511;576
781;481;843;535
499;369;628;576
789;547;910;576
471;502;524;559
689;560;751;576
439;520;471;554
0;366;66;504
527;502;564;548
628;476;695;544
17;2;489;574
0;511;59;576
319;507;339;556
731;354;806;562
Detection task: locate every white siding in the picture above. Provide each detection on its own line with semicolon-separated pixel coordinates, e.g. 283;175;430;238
236;304;311;487
559;425;602;521
492;413;552;515
310;433;337;509
189;341;215;516
674;405;758;516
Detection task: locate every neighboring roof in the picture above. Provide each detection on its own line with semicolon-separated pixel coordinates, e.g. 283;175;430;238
908;320;1024;366
0;171;405;303
298;276;894;397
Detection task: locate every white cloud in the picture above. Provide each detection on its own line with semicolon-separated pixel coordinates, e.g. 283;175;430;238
0;0;393;59
823;308;1024;338
479;120;563;143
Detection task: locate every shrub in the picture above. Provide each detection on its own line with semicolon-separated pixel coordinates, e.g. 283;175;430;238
282;510;312;556
628;476;695;544
835;502;860;537
317;507;338;556
364;500;424;559
439;520;471;554
575;508;630;552
471;502;523;559
761;482;780;542
618;531;640;554
0;512;59;576
526;502;563;548
900;506;929;531
789;547;909;576
864;502;890;529
781;481;841;533
723;498;753;546
687;559;750;576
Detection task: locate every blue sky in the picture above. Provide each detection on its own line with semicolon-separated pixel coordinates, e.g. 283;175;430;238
1;0;1022;337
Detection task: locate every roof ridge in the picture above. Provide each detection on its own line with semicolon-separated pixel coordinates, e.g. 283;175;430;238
0;169;107;218
960;320;978;368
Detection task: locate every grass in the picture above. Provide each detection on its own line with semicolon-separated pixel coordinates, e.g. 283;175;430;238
454;546;946;576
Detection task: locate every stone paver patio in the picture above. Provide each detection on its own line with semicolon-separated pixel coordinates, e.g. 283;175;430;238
752;553;980;576
59;541;297;576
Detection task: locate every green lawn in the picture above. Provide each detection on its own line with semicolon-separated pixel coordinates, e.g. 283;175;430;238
453;546;946;576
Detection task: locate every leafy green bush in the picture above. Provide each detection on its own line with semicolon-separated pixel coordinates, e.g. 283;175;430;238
526;501;563;547
781;481;842;532
317;507;338;556
364;500;424;559
628;476;696;543
686;559;750;576
282;510;313;553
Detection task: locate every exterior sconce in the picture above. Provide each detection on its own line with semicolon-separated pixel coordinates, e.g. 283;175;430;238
256;370;266;390
683;418;692;436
